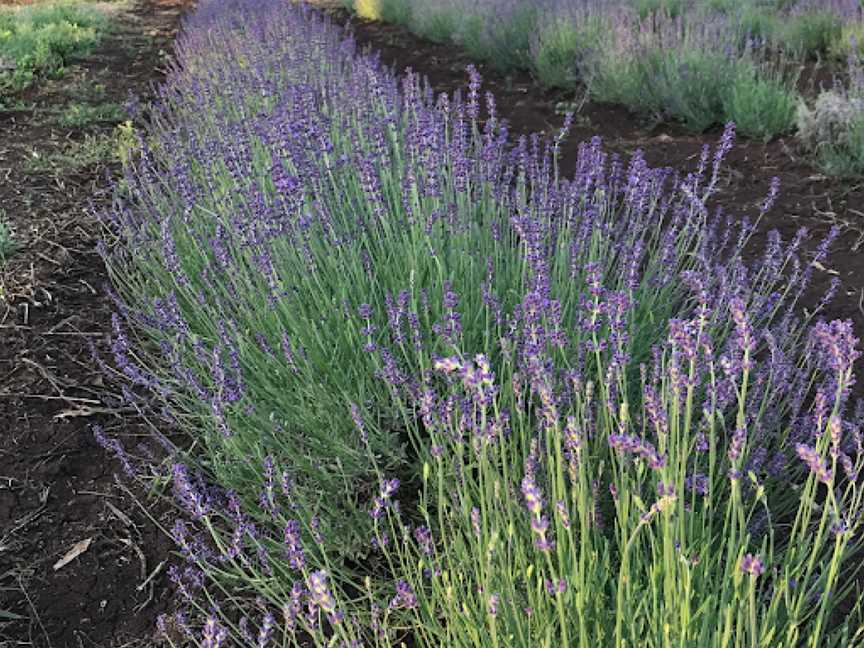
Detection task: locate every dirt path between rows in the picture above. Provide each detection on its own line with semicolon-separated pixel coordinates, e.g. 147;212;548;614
0;2;192;646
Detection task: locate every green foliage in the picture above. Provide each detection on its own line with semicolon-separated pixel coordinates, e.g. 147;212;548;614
0;212;15;263
532;16;604;89
633;0;684;21
55;100;124;128
378;0;413;25
413;7;457;44
735;6;779;46
0;2;109;92
723;60;799;140
460;4;538;72
589;46;733;132
776;10;842;59
829;24;864;61
26;132;117;173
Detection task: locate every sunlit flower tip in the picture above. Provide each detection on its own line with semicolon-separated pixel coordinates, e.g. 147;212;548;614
556;500;571;528
521;476;543;516
530;514;549;535
471;507;481;537
739;553;765;578
202;617;227;648
795;443;834;485
433;356;462;373
488;594;499;617
308;570;337;614
829;415;842;449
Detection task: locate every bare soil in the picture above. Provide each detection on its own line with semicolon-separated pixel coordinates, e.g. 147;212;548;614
0;2;192;646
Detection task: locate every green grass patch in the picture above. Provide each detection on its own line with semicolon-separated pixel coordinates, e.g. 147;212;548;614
0;211;15;263
0;2;110;92
26;131;118;173
54;100;123;127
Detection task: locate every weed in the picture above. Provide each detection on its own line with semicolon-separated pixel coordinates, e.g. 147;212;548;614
0;211;15;262
0;2;110;92
55;100;123;127
26;131;117;173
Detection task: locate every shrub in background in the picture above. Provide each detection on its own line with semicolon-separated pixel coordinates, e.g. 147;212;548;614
0;2;108;90
723;56;800;140
776;8;842;58
100;1;864;646
829;26;864;61
530;4;607;89
457;0;538;73
0;212;14;263
408;0;460;43
583;13;737;131
796;58;864;175
377;0;413;25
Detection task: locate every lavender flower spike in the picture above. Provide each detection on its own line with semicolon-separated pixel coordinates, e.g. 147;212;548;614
795;444;834;485
308;570;338;615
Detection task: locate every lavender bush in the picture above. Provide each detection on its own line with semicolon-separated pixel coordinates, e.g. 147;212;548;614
100;0;864;645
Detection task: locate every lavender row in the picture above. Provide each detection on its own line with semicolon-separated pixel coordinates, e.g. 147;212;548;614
98;0;864;645
355;0;864;159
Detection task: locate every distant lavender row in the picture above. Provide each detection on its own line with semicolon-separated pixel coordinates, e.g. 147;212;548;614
357;0;864;143
98;0;864;645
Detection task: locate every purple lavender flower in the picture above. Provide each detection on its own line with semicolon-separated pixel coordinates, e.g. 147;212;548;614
257;612;274;648
795;444;834;485
350;402;368;445
811;320;860;378
608;434;666;470
740;553;765;578
545;577;567;596
283;520;305;570
283;582;304;633
92;425;136;478
308;570;338;615
414;525;434;555
521;473;544;516
488;593;500;617
201;618;227;648
371;478;400;520
390;579;418;610
172;463;208;519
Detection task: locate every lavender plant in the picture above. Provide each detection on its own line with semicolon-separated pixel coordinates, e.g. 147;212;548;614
100;0;864;646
